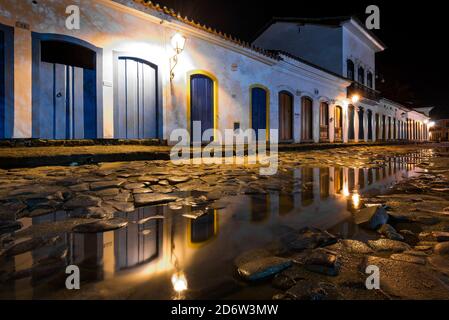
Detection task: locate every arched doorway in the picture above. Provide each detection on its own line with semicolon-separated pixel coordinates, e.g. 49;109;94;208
32;34;102;139
190;73;216;143
250;86;269;141
348;105;355;141
319;101;329;141
301;97;313;142
367;110;373;141
114;56;159;139
278;91;293;142
334;105;343;142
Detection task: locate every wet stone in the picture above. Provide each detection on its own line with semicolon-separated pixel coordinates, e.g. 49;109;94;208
237;256;292;281
378;224;404;241
390;253;426;265
90;180;125;191
124;183;145;190
412;215;441;225
0;220;22;235
354;206;389;230
434;242;449;255
302;248;341;276
367;239;411;252
134;193;177;207
94;188;120;197
286;227;337;251
0;236;56;257
64;195;102;209
285;280;335;300
167;176;191;185
339;239;374;254
72;218;128;233
432;231;449;242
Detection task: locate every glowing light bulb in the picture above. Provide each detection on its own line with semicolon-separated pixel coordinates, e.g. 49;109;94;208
351;95;360;104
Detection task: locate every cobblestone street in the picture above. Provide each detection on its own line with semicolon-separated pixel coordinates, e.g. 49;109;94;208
1;144;449;299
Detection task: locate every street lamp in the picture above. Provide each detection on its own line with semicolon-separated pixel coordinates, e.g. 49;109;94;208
170;33;186;81
351;94;360;104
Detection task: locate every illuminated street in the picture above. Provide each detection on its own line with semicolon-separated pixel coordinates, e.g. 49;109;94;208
1;144;449;299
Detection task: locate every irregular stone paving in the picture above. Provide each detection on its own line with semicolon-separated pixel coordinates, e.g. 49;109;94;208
2;144;449;299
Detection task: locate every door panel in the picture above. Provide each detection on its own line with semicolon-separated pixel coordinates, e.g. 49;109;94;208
35;40;97;139
251;87;267;140
301;97;313;141
348;105;355;140
279;92;293;141
116;57;158;139
334;106;342;141
191;74;214;142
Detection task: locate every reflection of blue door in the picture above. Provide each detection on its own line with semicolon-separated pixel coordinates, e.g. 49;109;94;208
35;40;97;139
115;57;158;139
251;87;267;140
190;74;214;142
0;24;13;139
0;29;4;138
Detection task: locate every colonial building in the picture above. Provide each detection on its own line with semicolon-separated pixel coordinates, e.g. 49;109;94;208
430;119;449;142
0;0;430;143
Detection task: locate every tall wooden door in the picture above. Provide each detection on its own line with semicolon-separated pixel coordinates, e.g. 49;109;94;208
319;102;329;141
251;87;267;140
279;91;293;141
36;40;97;139
334;106;343;141
358;108;364;140
115;57;158;139
191;74;214;142
301;97;313;141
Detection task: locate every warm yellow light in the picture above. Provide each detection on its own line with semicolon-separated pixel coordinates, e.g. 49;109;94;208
352;193;361;209
171;272;188;293
351;95;360;104
428;121;435;128
171;33;186;54
342;186;350;197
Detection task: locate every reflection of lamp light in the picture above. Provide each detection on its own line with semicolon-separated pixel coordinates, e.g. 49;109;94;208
170;33;186;81
352;193;360;209
342;186;350;197
351;94;360;104
171;272;188;293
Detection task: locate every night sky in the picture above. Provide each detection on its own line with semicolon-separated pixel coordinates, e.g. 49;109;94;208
153;0;448;119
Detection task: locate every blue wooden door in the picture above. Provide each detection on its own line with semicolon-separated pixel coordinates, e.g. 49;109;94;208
251;87;267;140
36;41;97;139
115;57;158;139
0;30;4;139
190;74;214;142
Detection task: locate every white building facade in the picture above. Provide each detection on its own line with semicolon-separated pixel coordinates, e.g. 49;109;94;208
0;0;430;143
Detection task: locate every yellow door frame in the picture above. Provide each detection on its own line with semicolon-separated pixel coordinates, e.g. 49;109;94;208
249;84;270;141
187;70;219;141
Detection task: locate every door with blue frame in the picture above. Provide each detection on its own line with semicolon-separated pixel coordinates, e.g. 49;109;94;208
35;40;97;139
251;87;267;140
190;74;214;143
115;57;158;139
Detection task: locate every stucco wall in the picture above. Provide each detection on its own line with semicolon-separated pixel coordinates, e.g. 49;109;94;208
253;23;343;76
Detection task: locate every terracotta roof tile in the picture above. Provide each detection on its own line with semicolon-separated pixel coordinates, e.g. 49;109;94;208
132;0;281;60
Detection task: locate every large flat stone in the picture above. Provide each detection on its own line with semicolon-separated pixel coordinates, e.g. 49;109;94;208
134;193;177;207
237;257;292;281
368;239;411;252
72;218;128;233
354;206;388;230
362;256;449;299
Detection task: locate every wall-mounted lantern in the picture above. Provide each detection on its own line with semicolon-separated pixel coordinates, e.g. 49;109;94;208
170;33;186;81
351;94;360;104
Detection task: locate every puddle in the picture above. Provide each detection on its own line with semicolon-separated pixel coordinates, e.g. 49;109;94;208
0;155;422;299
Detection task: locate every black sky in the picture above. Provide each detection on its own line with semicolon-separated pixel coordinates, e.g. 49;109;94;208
154;0;448;118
